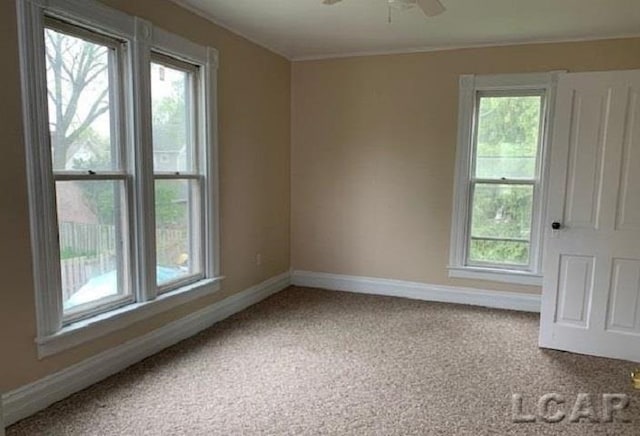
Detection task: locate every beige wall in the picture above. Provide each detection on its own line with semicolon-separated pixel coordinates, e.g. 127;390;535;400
291;38;640;294
0;0;290;392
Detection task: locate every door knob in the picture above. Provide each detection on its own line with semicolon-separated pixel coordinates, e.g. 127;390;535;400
551;222;562;230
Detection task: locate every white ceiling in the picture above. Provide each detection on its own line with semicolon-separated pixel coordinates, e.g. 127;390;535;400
173;0;640;60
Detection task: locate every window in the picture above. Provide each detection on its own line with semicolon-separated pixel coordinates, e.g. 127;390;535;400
17;0;220;357
151;56;204;290
449;73;559;285
44;19;133;322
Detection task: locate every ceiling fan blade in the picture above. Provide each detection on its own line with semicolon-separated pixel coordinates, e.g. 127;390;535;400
416;0;445;16
322;0;343;5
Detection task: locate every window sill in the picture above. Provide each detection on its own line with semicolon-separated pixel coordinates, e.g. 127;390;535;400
448;266;542;286
36;276;224;359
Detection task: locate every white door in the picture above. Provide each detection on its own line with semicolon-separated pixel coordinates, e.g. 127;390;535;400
539;69;640;362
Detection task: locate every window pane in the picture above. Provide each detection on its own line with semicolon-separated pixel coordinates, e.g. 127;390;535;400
155;180;201;286
151;62;194;172
57;181;129;314
475;95;542;179
469;239;530;266
45;27;118;171
470;184;533;240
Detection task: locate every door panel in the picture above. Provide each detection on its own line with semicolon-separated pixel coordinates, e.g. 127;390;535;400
616;89;640;231
563;89;611;230
540;69;640;362
555;255;594;327
606;258;640;333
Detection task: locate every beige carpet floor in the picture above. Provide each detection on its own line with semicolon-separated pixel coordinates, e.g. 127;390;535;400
8;286;640;435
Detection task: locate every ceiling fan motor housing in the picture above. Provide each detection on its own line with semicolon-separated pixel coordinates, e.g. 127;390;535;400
388;0;417;10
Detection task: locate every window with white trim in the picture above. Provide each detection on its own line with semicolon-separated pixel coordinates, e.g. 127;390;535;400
151;55;205;292
17;0;220;357
449;73;558;286
45;18;134;322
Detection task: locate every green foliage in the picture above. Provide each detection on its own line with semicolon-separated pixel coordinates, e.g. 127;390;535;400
72;151;116;226
476;96;541;157
471;185;533;239
470;240;529;265
60;247;97;260
155;181;187;226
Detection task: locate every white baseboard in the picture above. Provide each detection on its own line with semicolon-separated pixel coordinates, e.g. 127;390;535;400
291;270;541;313
2;271;290;428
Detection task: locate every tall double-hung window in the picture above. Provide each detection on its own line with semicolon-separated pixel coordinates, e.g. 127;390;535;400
449;73;558;286
18;0;220;357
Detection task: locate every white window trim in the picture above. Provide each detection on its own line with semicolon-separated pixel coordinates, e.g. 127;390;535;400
448;72;562;286
17;0;222;358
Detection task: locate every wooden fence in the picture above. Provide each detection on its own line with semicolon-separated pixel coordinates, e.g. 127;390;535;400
59;222;115;256
59;222;187;301
60;253;115;301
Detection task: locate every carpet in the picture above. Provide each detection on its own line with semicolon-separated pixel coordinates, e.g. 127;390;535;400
7;286;640;435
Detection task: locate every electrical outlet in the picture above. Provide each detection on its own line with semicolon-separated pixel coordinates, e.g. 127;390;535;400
256;253;262;266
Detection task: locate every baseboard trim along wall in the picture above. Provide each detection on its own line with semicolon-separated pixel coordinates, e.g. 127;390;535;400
291;270;541;313
2;271;291;428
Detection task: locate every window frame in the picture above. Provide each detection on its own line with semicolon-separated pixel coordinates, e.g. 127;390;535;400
44;17;136;324
448;72;561;286
17;0;222;358
150;53;206;293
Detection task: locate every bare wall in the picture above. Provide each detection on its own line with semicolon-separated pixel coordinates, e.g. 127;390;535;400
291;38;640;294
0;0;291;392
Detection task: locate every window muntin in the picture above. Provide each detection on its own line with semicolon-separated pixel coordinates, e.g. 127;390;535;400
44;19;133;322
151;55;204;291
466;92;545;271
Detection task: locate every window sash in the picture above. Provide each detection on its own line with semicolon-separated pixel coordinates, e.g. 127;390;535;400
63;286;133;323
45;17;129;175
150;53;200;176
470;90;546;183
150;53;204;295
466;180;537;270
470;236;530;243
57;177;135;324
43;19;136;323
463;90;547;272
44;16;124;51
154;176;206;294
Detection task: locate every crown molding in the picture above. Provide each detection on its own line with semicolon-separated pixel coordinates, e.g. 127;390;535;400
168;0;292;60
291;33;640;62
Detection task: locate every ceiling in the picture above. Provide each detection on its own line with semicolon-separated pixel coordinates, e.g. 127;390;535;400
172;0;640;60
